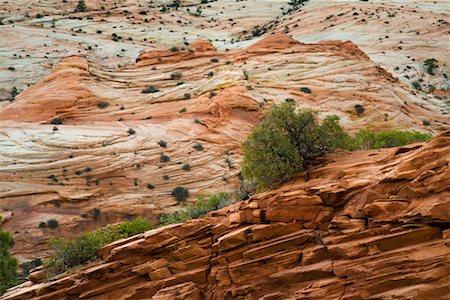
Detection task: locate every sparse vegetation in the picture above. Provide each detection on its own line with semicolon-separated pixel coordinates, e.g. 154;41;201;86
424;58;438;75
193;143;204;151
0;217;19;295
159;193;231;225
242;102;432;190
96;101;109;109
354;104;365;115
300;87;311;93
75;0;87;12
142;86;159;93
160;154;170;163
51;117;64;125
46;219;59;228
127;128;136;135
171;186;189;203
44;218;153;276
182;163;191;171
157;140;167;148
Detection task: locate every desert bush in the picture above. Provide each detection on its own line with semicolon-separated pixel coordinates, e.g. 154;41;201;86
171;187;189;203
51;118;64;125
0;217;19;294
142;86;159;93
44;218;153;276
242;102;346;190
424;58;438;75
354;104;365;115
159;193;231;225
96;101;109;109
160;154;170;162
344;129;432;150
157;140;167;148
182;163;191;171
46;219;59;228
193;143;204;151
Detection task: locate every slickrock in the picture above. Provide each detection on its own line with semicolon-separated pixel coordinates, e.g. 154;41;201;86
2;131;449;300
1;33;448;261
269;0;450;107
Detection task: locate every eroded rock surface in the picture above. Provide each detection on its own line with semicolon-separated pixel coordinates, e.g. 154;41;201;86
3;131;449;300
1;33;448;262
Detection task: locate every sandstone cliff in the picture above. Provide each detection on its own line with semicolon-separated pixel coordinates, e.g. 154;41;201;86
1;33;448;262
2;130;449;300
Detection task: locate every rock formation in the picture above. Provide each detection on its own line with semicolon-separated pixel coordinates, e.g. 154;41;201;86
1;33;448;262
2;130;449;300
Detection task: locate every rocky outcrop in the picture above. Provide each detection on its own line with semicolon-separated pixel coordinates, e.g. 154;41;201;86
3;131;449;300
1;33;448;262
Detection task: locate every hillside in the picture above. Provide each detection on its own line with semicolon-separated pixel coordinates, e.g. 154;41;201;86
2;130;449;300
1;33;448;262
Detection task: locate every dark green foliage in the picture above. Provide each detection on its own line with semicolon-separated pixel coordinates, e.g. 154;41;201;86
0;217;19;295
44;218;153;276
142;86;159;93
81;213;89;219
46;219;59;228
300;87;311;93
242;102;355;190
159;193;231;225
422;120;430;126
20;258;42;277
211;58;219;63
39;221;47;228
354;104;365;115
288;0;309;8
127;128;136;135
179;107;186;113
75;0;87;12
243;102;432;190
147;183;155;189
160;154;170;162
171;187;189;203
96;101;109;109
193;143;204;151
183;93;191;100
51;118;64;125
343;129;432;150
170;72;182;79
412;81;422;90
157;140;167;148
424;58;438;75
182;163;191;171
170;46;180;52
93;208;101;219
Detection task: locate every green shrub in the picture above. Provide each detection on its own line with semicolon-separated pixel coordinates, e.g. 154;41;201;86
93;208;101;219
344;129;432;150
160;154;170;162
159;193;230;226
0;217;19;294
142;86;159;93
45;218;153;276
182;163;191;171
158;140;167;148
20;258;42;277
242;102;346;190
127;128;136;135
96;101;109;109
51;118;64;125
424;58;438;75
170;72;182;79
46;219;59;228
39;221;47;228
171;187;189;203
75;0;87;12
300;87;311;93
354;104;365;115
193;143;204;151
